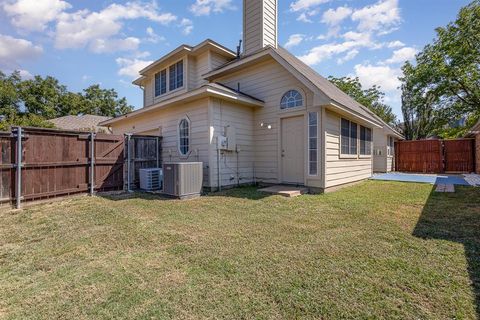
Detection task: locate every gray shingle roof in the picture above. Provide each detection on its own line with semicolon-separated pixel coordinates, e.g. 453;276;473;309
49;115;112;133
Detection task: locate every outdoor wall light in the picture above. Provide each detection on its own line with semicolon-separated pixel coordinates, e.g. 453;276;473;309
260;122;272;130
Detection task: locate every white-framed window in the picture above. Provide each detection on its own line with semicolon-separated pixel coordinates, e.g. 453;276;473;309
360;126;372;155
387;136;395;156
154;69;167;97
169;60;184;91
178;117;190;155
308;112;318;175
280;90;303;109
341;118;357;155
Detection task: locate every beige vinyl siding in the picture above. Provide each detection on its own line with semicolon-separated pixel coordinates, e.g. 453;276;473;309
243;0;263;55
243;0;277;55
193;52;210;89
373;128;396;173
211;52;229;70
262;0;277;48
209;98;255;188
387;154;394;172
216;59;314;184
144;78;154;107
187;55;197;90
373;127;387;172
324;110;373;188
109;98;211;186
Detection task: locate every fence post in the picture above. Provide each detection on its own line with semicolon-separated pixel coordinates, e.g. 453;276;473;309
90;132;95;195
14;127;22;209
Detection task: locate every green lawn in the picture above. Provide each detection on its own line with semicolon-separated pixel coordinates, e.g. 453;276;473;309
1;181;479;319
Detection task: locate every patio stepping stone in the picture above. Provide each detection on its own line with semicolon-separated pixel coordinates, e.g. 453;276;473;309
435;184;455;193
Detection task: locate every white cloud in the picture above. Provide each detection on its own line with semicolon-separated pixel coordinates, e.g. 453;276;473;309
116;57;153;79
290;0;330;12
351;0;401;34
297;12;313;23
354;63;401;92
18;69;33;79
321;6;352;26
89;37;140;54
180;18;194;35
190;0;235;16
337;49;359;64
0;34;43;68
54;2;177;52
146;26;165;43
387;40;405;48
285;34;305;49
2;0;71;32
299;31;377;65
383;47;417;64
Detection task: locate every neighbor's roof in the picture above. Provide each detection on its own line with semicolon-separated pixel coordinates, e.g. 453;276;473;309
49;115;112;132
205;45;395;129
100;83;264;126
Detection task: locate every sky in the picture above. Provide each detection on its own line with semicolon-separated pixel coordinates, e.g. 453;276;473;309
0;0;472;119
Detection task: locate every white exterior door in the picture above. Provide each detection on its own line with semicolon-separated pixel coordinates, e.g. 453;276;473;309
281;116;305;184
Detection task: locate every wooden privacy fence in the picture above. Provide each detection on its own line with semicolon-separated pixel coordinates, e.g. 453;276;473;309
0;127;125;208
395;139;475;174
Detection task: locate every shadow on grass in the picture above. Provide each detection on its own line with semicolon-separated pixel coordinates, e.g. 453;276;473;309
204;186;271;201
98;186;271;202
413;186;480;318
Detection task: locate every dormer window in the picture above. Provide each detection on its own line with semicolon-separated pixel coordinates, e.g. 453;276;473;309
155;69;166;96
154;60;184;97
169;60;184;91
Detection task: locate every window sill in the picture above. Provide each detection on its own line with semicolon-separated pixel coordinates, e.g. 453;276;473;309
359;155;372;159
339;154;358;159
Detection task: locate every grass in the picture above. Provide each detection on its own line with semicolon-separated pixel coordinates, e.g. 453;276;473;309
1;181;479;319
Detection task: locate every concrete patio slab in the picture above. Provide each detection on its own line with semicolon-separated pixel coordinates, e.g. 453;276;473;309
463;174;480;187
259;185;309;197
371;173;470;186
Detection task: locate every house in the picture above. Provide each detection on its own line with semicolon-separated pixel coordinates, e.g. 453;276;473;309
373;126;404;173
49;115;112;133
101;0;403;192
465;119;480;174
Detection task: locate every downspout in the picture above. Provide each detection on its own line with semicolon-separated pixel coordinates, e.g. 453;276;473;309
217;136;221;192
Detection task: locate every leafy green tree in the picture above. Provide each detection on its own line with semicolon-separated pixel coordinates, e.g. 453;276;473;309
400;0;480;138
19;75;67;118
328;76;398;126
81;85;133;117
0;71;133;131
0;71;22;121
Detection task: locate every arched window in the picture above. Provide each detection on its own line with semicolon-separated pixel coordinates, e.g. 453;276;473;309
178;118;190;155
280;90;303;109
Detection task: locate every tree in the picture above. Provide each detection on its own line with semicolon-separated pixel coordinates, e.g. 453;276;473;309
328;76;398;126
0;71;133;131
399;0;480;138
0;71;22;121
19;75;67;119
81;85;133;117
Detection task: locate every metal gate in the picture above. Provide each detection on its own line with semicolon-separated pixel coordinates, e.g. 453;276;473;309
395;139;475;173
